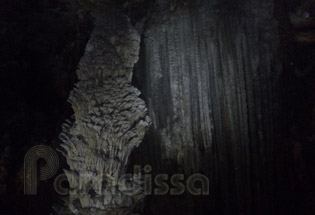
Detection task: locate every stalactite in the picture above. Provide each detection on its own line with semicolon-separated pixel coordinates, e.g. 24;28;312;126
57;12;151;215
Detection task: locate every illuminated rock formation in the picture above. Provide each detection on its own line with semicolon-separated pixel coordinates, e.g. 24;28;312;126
59;12;151;215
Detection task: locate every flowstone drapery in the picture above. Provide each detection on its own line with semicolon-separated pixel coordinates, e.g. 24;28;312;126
58;13;151;215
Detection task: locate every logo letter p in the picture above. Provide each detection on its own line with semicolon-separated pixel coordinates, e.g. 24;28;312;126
24;145;59;195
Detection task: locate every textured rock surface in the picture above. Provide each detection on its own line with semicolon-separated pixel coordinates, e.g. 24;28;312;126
134;0;282;214
59;13;151;215
1;0;314;215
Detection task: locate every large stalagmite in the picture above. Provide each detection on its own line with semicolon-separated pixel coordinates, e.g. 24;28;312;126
58;13;151;215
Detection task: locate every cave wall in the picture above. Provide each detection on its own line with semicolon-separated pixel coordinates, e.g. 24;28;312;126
1;0;313;215
133;0;282;214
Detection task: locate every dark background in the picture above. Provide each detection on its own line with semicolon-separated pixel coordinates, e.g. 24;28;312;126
0;0;314;214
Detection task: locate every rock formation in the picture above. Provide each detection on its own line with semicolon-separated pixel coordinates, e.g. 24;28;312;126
1;0;314;215
58;12;151;215
133;0;282;214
